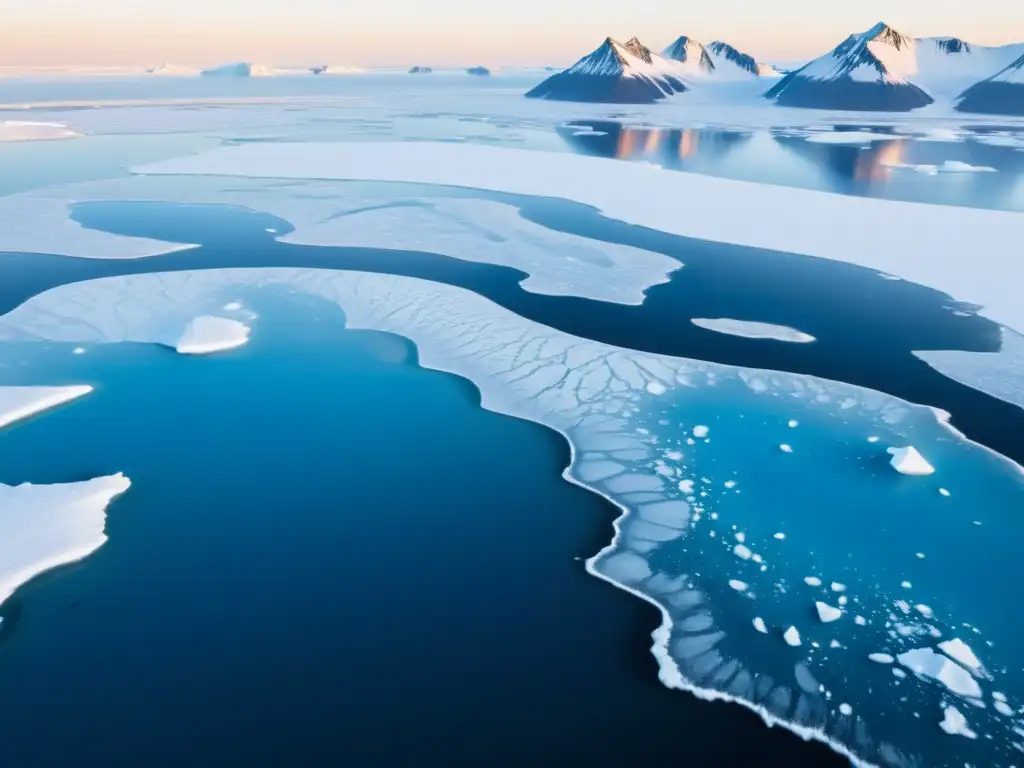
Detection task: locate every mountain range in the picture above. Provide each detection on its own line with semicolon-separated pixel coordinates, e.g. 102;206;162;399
530;23;1024;114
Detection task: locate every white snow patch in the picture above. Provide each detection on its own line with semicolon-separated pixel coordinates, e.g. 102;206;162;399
0;385;93;430
887;446;935;476
175;316;250;355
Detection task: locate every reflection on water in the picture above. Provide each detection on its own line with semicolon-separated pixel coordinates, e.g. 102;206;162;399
557;120;1024;211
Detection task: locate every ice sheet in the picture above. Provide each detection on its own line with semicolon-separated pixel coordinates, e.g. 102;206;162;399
915;327;1024;412
134;142;1024;333
0;385;93;430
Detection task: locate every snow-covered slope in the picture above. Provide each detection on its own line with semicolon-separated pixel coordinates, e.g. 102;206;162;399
767;22;1024;110
200;62;274;78
662;36;715;78
956;53;1024;115
526;37;687;104
707;41;781;78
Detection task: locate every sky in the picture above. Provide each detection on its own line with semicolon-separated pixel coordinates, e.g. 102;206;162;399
5;0;1024;68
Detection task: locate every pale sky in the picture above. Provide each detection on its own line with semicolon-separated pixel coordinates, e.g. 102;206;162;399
5;0;1024;67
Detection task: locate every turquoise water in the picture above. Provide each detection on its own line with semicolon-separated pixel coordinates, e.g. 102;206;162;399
0;289;845;766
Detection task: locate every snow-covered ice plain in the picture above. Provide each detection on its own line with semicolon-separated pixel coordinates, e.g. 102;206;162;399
0;268;1022;767
2;73;1023;767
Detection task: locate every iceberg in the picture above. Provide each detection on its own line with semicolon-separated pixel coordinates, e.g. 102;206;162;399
133;141;1024;334
0;474;131;613
886;446;935;475
175;316;250;355
0;385;93;430
201;62;273;77
691;318;815;343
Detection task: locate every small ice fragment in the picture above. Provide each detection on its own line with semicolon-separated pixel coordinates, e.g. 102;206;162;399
867;436;880;443
753;617;768;633
992;692;1007;702
938;638;982;672
804;576;822;587
223;302;243;311
939;706;977;738
916;552;926;559
729;579;749;592
831;582;846;592
869;653;895;664
724;480;737;489
735;532;745;543
892;668;907;678
938;488;950;497
787;419;799;428
994;699;1013;716
773;532;786;540
855;616;867;626
901;581;913;589
678;479;694;494
838;596;848;606
779;444;793;453
734;544;753;560
887;446;935;476
693;425;709;438
646;381;667;395
665;450;683;461
783;626;802;646
830;640;842;648
72;347;87;355
816;601;842;623
915;604;934;618
838;703;853;716
265;228;277;233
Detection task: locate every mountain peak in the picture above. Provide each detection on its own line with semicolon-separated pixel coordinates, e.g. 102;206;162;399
863;22;911;49
623;37;655;64
662;35;715;74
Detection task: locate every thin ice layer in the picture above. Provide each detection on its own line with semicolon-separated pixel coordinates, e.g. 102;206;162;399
0;385;93;430
1;267;1021;767
915;327;1024;412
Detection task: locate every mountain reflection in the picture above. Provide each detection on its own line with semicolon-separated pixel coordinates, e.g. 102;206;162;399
557;121;752;169
771;130;907;186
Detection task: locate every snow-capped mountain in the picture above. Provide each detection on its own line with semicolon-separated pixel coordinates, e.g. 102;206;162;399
956;53;1024;115
200;62;274;78
526;37;687;103
706;41;781;78
766;22;1024;111
662;36;715;78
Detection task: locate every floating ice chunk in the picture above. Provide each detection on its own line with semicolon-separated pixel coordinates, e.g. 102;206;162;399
939;706;977;738
724;480;737;489
916;552;926;559
804;576;822;587
692;425;709;438
787;419;799;428
729;579;749;592
938;488;950;497
901;581;913;589
838;703;853;716
0;120;79;142
938;638;983;673
779;444;793;453
0;385;93;430
806;131;895;145
678;479;695;494
753;617;768;633
867;436;880;443
897;647;982;698
691;318;815;343
734;544;753;560
855;616;867;626
816;601;843;623
638;500;691;529
175;316;250;355
892;668;907;678
646;381;667;395
223;301;243;311
830;640;842;648
734;532;745;543
939;160;996;174
869;653;895;664
993;697;1014;716
599;552;651;584
831;582;846;592
886;446;935;476
783;626;802;646
72;347;87;355
914;604;934;618
774;532;786;540
0;473;131;610
838;596;847;605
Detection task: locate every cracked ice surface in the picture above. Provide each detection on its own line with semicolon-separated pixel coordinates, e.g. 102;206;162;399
915;327;1024;413
0;267;1021;767
0;174;677;305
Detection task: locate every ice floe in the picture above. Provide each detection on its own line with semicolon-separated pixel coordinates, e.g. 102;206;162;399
915;327;1024;413
815;601;842;623
0;267;1021;768
804;131;897;145
887;446;935;476
0;120;79;142
938;638;983;673
0;474;131;613
0;385;93;430
132;141;1024;333
869;653;895;664
691;318;815;343
783;626;802;646
175;316;250;355
939;705;977;739
884;159;997;174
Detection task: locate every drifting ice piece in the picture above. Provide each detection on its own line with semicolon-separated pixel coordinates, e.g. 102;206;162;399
887;446;935;476
815;601;842;623
0;385;92;430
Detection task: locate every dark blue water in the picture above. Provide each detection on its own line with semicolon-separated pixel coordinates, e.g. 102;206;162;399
0;290;846;766
1;196;1016;465
556;121;1024;212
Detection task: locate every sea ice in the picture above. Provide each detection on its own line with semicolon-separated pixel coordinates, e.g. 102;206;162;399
816;601;843;623
804;131;897;145
0;120;79;142
175;316;250;355
783;626;802;646
133;141;1024;334
939;706;977;739
779;443;793;453
804;576;822;586
692;425;710;438
729;579;749;591
0;385;93;430
897;647;983;698
869;653;895;664
938;638;983;672
690;318;815;343
0;474;131;611
887;446;935;476
753;617;768;633
915;327;1024;413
